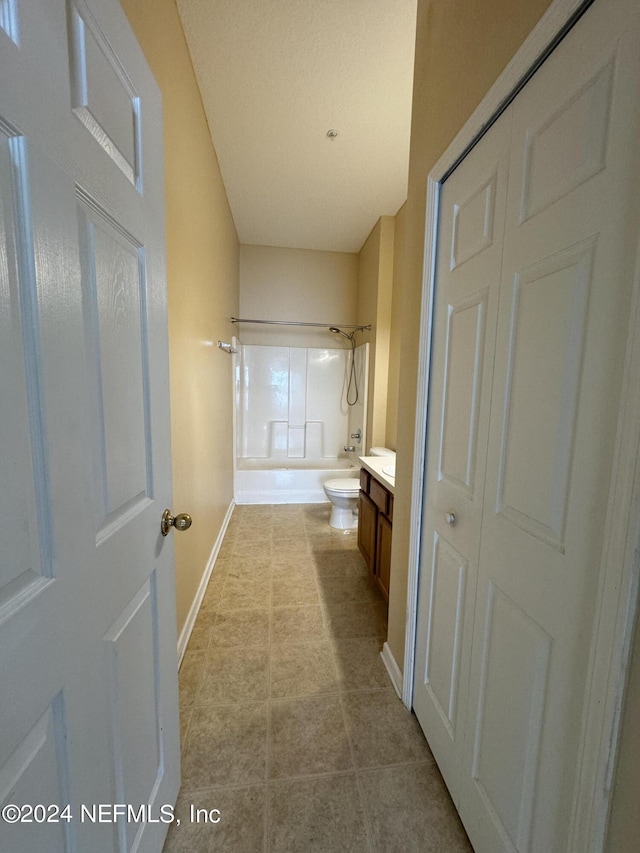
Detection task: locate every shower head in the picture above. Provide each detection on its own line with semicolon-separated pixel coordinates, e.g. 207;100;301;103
329;326;353;340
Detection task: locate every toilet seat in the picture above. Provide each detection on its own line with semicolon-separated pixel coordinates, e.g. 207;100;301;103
324;478;360;494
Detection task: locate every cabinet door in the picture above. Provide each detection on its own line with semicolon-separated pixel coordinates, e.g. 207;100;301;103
358;491;377;570
376;513;393;598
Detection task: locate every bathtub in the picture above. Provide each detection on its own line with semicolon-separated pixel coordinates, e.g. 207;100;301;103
234;458;359;504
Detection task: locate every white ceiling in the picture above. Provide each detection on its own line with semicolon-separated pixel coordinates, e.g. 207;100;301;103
176;0;417;253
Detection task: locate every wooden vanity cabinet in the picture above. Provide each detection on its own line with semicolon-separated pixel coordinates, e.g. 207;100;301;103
358;467;393;598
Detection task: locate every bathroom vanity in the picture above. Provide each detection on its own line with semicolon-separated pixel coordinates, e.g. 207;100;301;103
357;457;395;598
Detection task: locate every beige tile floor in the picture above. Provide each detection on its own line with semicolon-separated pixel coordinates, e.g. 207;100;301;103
164;504;473;852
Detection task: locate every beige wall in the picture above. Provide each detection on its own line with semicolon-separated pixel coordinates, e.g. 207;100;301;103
239;244;358;348
386;0;554;668
121;0;240;636
386;202;407;451
357;216;395;451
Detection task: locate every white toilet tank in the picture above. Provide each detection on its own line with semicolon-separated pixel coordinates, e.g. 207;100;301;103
369;446;395;457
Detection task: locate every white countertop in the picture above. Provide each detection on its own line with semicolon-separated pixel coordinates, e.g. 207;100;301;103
359;456;395;495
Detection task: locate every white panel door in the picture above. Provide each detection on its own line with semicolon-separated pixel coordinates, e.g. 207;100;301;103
0;2;180;852
460;2;640;850
413;0;640;850
412;114;511;793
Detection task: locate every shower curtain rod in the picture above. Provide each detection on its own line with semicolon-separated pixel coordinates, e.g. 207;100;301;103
230;317;371;331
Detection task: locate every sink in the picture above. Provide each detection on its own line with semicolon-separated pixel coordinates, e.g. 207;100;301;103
382;464;396;478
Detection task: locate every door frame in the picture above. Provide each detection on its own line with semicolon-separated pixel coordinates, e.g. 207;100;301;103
402;0;640;848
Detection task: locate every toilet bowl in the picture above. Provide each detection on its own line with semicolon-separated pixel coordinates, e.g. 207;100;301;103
323;449;395;530
323;477;360;530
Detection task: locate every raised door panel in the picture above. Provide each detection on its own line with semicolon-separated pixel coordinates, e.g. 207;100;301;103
104;579;163;853
469;584;551;851
0;2;16;42
0;130;52;610
496;240;593;552
358;491;377;571
369;477;389;515
68;0;140;186
451;172;497;270
440;291;489;498
0;698;73;853
78;199;152;539
520;56;614;223
420;534;468;741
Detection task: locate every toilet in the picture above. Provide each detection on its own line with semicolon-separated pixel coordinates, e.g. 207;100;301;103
322;477;361;530
323;447;396;530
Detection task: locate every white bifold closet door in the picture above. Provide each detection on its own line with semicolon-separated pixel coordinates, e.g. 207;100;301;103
413;0;640;851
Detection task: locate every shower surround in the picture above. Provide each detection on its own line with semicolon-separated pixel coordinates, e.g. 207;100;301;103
234;342;368;503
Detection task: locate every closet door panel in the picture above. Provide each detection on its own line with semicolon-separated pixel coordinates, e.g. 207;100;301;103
460;1;640;850
412;114;511;797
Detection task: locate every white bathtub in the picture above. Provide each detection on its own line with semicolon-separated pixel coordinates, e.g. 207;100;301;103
234;458;359;504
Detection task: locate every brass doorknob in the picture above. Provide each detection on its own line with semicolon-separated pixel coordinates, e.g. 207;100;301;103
161;509;193;536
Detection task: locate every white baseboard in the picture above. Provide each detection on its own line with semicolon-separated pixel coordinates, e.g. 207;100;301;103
177;499;235;666
381;641;403;699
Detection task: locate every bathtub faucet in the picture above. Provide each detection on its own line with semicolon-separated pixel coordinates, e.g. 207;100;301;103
344;446;357;453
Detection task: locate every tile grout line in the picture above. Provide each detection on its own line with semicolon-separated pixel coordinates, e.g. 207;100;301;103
264;533;275;853
186;516;232;846
338;681;377;853
316;518;378;852
189;684;395;711
178;755;435;795
321;518;381;853
178;587;216;761
306;525;333;646
233;506;272;852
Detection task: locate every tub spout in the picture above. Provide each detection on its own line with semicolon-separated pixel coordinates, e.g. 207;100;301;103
344;446;356;453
